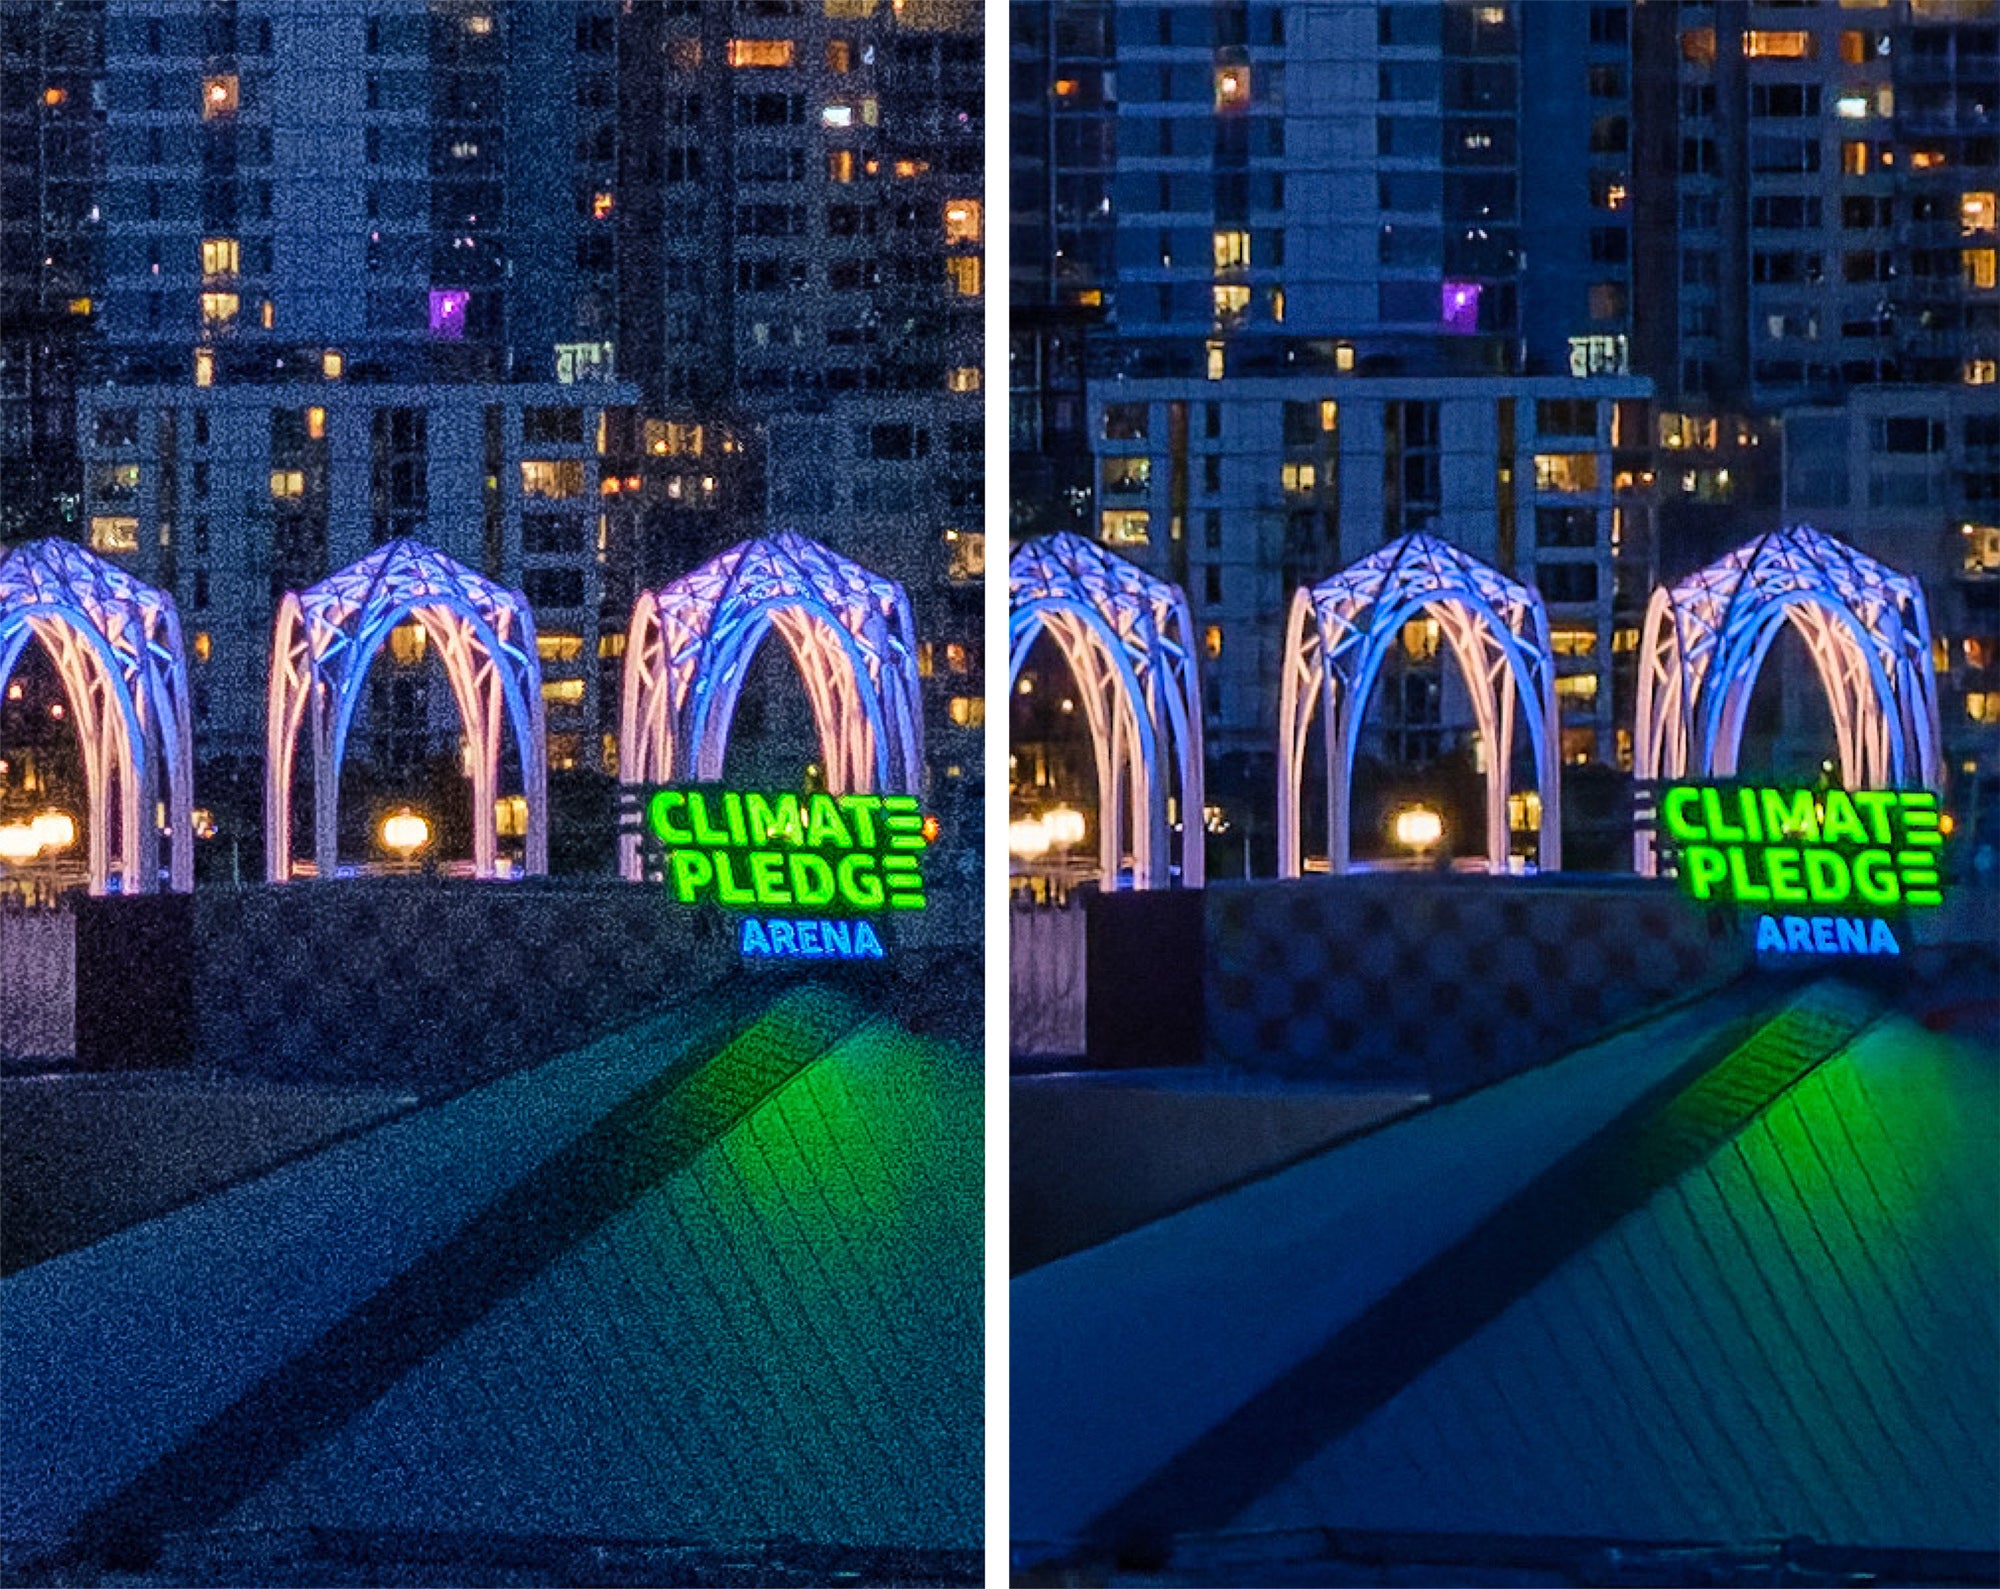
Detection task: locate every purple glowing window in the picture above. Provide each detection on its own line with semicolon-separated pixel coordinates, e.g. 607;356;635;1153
1441;280;1481;335
428;289;470;340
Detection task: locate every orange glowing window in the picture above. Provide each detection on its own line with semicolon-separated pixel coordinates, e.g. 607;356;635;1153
306;406;325;440
202;75;238;118
946;256;982;297
1743;30;1813;58
827;39;852;71
1680;28;1716;65
727;38;795;68
1214;64;1251;111
1964;192;1997;235
828;150;856;183
42;86;66;106
592;191;615;220
944;199;982;244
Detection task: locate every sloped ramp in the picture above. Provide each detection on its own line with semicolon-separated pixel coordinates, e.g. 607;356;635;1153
1015;982;1998;1573
5;983;981;1578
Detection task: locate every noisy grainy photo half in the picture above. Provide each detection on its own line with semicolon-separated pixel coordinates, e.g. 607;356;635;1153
2;2;984;1585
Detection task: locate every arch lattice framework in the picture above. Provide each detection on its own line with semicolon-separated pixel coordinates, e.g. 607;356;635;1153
0;540;195;894
1632;522;1942;873
266;539;547;882
1008;533;1204;889
1279;532;1561;877
619;532;924;880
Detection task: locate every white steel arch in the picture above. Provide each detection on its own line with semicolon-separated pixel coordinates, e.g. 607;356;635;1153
265;538;547;882
618;532;923;880
1278;532;1561;877
1008;533;1204;889
1633;523;1942;873
0;539;195;894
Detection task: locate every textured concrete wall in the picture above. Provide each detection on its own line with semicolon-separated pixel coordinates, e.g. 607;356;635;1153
1204;875;1749;1093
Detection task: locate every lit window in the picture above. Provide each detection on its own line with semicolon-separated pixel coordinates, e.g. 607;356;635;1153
948;696;984;728
200;292;240;325
1964;524;2000;572
1214;64;1250;111
946;365;981;392
946;256;981;297
260;299;273;329
1534;453;1601;494
319;350;344;380
193;632;212;664
727;38;795;68
828;150;856;182
1968;359;1998;386
306;406;325;440
88;515;140;553
1743;30;1812;57
1281;462;1316;495
521;460;584;499
1402;619;1440;661
1910;148;1947;170
592;191;615;220
946;530;984;582
1555;673;1601;704
1100;509;1151;546
1053;77;1077;98
1320;399;1339;432
1550;626;1599;657
1965;193;1998;235
1213;283;1251;325
1968;692;2000;725
384;624;427;667
194;349;214;387
944;199;982;244
68;297;91;316
1681;29;1716;65
43;86;66;106
1965;250;1998;290
200;238;239;277
1204;624;1224;659
643;421;704;456
822;104;854;127
428;288;470;340
270;469;305;499
202;75;238;118
1206;340;1225;381
1842;140;1872;175
598;633;627;659
466;13;493;34
1335;343;1355;372
827;39;852;71
1213;229;1250;271
1835;94;1870;119
542;678;587;705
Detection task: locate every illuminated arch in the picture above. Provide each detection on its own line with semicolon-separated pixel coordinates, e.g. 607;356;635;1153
265;539;547;882
1279;532;1561;877
1008;534;1204;889
1633;523;1941;873
0;540;195;894
618;533;923;879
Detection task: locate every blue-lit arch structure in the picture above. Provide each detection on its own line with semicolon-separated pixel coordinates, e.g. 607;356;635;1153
1009;534;1204;889
618;533;923;880
0;540;195;893
1633;523;1942;873
1279;533;1561;877
266;539;547;882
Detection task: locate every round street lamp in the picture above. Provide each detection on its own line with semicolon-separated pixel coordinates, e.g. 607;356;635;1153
30;810;76;852
1043;806;1086;849
1392;805;1445;858
380;808;431;864
1008;817;1051;860
0;823;41;864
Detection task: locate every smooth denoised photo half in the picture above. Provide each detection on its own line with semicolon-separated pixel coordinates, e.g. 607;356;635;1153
2;2;984;1583
1008;1;1999;1583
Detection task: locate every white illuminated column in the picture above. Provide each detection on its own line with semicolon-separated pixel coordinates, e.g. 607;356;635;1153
1632;524;1943;873
265;539;548;883
1007;534;1204;890
618;533;925;881
1278;533;1561;878
0;540;196;894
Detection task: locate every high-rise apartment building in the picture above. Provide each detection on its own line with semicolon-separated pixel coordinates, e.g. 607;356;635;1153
1;1;105;543
1010;0;1658;859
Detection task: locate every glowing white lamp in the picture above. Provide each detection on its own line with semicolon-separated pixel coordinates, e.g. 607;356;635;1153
1008;817;1051;860
0;824;42;863
1393;806;1444;852
30;810;76;852
380;809;431;860
1044;806;1086;848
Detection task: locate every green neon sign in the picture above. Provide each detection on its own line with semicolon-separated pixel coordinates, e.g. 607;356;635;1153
643;787;929;913
1656;783;1944;910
